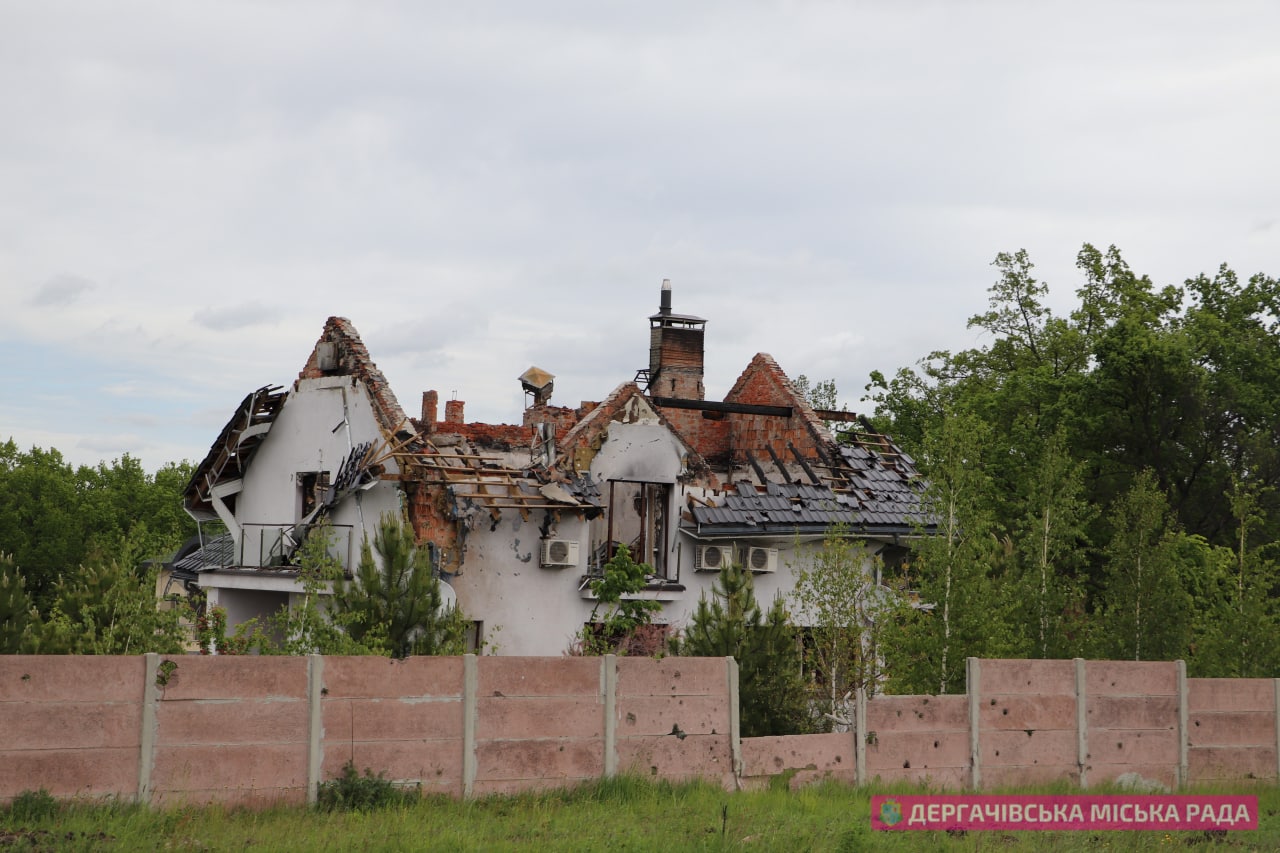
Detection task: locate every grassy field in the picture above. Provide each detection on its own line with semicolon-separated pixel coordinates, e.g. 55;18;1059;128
3;776;1278;851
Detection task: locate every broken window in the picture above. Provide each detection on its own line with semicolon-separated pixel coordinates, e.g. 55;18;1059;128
297;471;331;521
592;480;673;580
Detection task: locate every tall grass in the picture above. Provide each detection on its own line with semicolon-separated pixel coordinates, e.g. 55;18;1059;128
3;777;1277;851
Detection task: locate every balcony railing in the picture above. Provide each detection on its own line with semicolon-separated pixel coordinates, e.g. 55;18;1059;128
238;522;356;574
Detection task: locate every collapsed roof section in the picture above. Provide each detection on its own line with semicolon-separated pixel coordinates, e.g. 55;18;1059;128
183;385;287;522
187;287;931;568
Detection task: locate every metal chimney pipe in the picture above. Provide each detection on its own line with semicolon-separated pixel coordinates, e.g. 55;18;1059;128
659;278;672;315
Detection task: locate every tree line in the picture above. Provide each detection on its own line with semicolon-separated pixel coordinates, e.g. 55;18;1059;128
864;244;1280;689
3;241;1277;729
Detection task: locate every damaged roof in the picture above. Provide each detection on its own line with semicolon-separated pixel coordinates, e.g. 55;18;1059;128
687;428;931;539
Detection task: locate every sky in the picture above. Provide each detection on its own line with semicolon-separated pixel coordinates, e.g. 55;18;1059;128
2;1;1277;472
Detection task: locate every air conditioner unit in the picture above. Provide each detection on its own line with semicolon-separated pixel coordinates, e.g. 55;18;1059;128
540;539;579;568
745;546;778;573
695;544;729;571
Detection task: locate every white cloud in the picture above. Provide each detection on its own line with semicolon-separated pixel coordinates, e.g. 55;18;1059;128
0;1;1276;469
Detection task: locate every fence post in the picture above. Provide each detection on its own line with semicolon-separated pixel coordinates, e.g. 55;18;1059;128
854;686;867;786
967;657;981;790
1176;660;1188;789
727;657;742;783
1074;658;1088;790
138;653;160;805
1274;678;1280;783
603;654;618;778
462;654;477;797
306;654;324;805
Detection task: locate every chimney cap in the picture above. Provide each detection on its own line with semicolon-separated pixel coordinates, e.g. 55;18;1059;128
650;277;705;325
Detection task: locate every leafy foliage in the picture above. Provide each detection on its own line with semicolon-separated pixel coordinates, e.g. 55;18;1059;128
0;552;35;653
868;243;1280;680
576;544;662;655
330;513;468;658
0;441;195;609
789;527;905;724
677;563;811;736
24;539;187;656
3;788;60;822
316;761;418;812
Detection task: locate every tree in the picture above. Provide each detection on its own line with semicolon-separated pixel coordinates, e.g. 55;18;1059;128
1188;477;1280;677
1010;429;1093;659
332;513;468;658
790;528;904;726
678;563;811;737
0;553;35;653
264;520;373;656
1093;471;1192;661
27;537;187;655
577;544;662;655
884;410;1017;694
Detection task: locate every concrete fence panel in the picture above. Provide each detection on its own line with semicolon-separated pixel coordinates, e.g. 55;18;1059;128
1187;677;1277;783
0;656;143;800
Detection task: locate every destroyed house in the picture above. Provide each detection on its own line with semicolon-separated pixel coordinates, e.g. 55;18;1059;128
175;282;931;654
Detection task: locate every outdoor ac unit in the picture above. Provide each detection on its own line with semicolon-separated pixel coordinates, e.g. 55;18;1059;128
540;539;579;568
695;544;729;571
745;546;778;573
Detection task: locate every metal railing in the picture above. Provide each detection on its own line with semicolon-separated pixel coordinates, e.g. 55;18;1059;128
239;522;356;572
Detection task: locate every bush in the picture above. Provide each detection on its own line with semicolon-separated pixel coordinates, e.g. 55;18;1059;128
4;788;60;822
315;761;418;812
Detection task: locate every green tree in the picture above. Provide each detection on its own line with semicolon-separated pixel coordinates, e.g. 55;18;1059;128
262;520;372;656
27;536;187;655
578;544;662;655
0;553;35;653
1093;471;1193;661
790;528;904;725
678;563;811;737
885;410;1017;694
1189;478;1280;677
332;513;468;658
1011;429;1093;658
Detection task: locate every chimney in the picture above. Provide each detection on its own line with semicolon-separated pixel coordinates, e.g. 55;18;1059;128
444;399;465;424
648;279;706;400
421;390;438;432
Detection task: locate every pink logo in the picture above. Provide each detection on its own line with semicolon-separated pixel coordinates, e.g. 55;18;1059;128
870;795;1257;831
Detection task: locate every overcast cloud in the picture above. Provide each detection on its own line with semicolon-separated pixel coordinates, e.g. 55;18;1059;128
2;1;1277;470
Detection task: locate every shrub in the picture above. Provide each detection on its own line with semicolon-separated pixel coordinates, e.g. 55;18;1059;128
5;788;60;822
315;761;418;812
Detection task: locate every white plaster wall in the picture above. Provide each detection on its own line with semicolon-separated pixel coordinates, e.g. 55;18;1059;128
589;422;687;483
449;512;598;656
207;376;403;631
235;376;403;564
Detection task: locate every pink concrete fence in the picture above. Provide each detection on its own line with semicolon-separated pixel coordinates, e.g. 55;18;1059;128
0;654;739;806
7;655;1279;806
742;658;1280;791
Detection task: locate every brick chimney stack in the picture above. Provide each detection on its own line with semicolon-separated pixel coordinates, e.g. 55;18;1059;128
648;279;706;400
421;390;438;432
445;399;465;424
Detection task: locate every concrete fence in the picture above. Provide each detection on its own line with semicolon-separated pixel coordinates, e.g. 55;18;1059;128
0;654;739;806
5;655;1280;806
741;658;1280;791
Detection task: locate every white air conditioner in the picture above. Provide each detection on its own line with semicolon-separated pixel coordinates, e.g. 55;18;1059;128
695;544;729;571
540;539;579;568
745;546;778;573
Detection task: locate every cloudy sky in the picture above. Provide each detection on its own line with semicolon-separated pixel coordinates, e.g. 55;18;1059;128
2;1;1277;471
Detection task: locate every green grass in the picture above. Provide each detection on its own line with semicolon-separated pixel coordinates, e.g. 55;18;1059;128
3;778;1278;851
